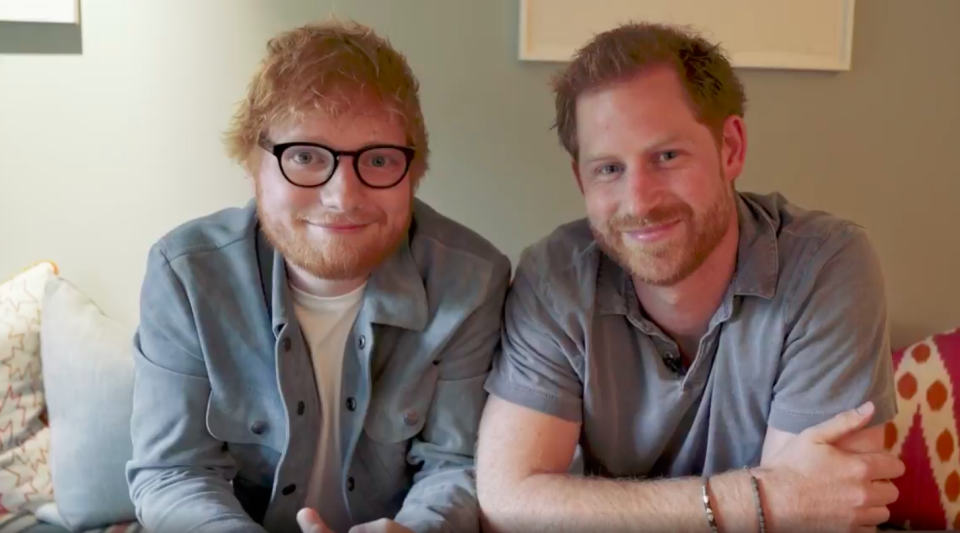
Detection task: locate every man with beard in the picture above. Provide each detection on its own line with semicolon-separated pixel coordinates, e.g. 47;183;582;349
127;20;510;533
477;22;903;533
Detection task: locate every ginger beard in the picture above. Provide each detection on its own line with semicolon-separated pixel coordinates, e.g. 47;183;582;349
255;179;412;281
592;180;735;287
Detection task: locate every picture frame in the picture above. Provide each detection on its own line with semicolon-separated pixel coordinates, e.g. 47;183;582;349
0;0;80;24
518;0;856;71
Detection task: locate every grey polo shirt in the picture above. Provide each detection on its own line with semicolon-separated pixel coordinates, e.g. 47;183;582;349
485;191;897;477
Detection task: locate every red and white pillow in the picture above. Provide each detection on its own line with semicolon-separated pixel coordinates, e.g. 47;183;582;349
0;262;56;519
886;326;960;529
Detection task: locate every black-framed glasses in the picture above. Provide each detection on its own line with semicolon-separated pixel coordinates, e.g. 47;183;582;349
258;137;415;189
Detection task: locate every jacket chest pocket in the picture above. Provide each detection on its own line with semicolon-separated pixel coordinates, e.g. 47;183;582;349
206;390;287;485
363;364;438;444
352;364;438;512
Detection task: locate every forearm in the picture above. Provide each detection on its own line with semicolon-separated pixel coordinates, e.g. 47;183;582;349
482;469;761;533
130;467;267;533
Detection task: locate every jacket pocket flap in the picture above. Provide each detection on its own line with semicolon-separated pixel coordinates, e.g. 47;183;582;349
206;391;286;452
364;365;438;443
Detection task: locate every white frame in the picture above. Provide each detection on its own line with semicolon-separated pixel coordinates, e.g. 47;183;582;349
0;0;80;24
518;0;856;71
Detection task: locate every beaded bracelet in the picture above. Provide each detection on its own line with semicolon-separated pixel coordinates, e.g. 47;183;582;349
748;470;767;533
701;477;719;533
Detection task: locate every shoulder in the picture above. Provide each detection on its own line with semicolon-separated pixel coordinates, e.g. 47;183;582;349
745;192;884;312
410;199;511;285
511;218;600;318
516;217;597;285
745;192;878;280
747;192;870;256
151;201;259;264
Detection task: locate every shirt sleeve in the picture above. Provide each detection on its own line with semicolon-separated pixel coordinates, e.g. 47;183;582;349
127;244;266;533
484;250;584;423
768;224;898;434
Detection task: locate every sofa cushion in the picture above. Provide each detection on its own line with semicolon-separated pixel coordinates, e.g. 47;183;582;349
885;326;960;529
39;277;137;530
0;262;56;518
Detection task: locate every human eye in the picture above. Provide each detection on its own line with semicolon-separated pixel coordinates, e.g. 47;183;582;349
368;154;390;167
285;146;331;168
656;150;681;164
360;148;405;170
593;162;625;180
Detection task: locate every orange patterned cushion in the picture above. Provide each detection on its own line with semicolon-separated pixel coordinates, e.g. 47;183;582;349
0;262;56;516
886;327;960;530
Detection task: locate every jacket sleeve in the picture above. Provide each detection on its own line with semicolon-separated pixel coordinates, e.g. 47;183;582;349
392;256;512;533
126;244;267;533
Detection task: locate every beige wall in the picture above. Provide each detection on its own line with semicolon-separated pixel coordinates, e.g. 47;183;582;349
1;0;957;347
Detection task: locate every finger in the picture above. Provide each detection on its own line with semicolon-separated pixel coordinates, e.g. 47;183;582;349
297;508;333;533
349;519;388;533
865;480;900;507
803;402;875;444
860;453;907;480
835;425;886;454
854;505;890;527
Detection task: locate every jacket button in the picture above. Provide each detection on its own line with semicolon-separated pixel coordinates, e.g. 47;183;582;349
403;410;419;426
346;397;357;411
357;335;366;350
250;421;267;435
296;401;305;416
282;484;296;496
282;337;292;352
346;477;355;491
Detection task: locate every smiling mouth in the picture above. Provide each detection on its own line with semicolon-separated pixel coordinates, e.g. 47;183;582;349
303;220;372;233
623;219;682;242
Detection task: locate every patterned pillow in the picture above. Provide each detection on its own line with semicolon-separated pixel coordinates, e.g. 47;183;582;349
0;262;56;518
886;326;960;530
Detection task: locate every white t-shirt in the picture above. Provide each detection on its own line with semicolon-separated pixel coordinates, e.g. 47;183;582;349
290;282;365;532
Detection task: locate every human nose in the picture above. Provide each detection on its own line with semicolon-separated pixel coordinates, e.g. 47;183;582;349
318;156;364;211
620;163;667;216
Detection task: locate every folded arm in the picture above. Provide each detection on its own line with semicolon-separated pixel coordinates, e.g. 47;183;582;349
127;244;265;533
763;224;896;461
392;258;512;533
476;396;762;533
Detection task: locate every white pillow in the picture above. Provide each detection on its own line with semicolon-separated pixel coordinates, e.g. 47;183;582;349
40;277;137;530
0;262;56;516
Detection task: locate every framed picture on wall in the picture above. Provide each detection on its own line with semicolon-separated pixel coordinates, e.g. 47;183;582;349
518;0;856;71
0;0;80;24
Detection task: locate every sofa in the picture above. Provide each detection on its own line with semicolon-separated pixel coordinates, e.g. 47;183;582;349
2;260;958;531
1;262;141;533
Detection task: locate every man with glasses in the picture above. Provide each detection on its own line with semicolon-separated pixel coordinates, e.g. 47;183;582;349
127;20;510;533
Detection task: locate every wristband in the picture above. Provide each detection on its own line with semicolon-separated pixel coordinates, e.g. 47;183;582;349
701;476;719;533
748;469;767;533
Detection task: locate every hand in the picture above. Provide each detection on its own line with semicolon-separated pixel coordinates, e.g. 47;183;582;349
757;401;906;533
297;508;335;533
349;518;416;533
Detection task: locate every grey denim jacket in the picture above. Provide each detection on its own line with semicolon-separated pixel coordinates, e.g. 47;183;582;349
126;199;511;533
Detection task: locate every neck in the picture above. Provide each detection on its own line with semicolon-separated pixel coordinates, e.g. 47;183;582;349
286;262;367;298
633;216;739;355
